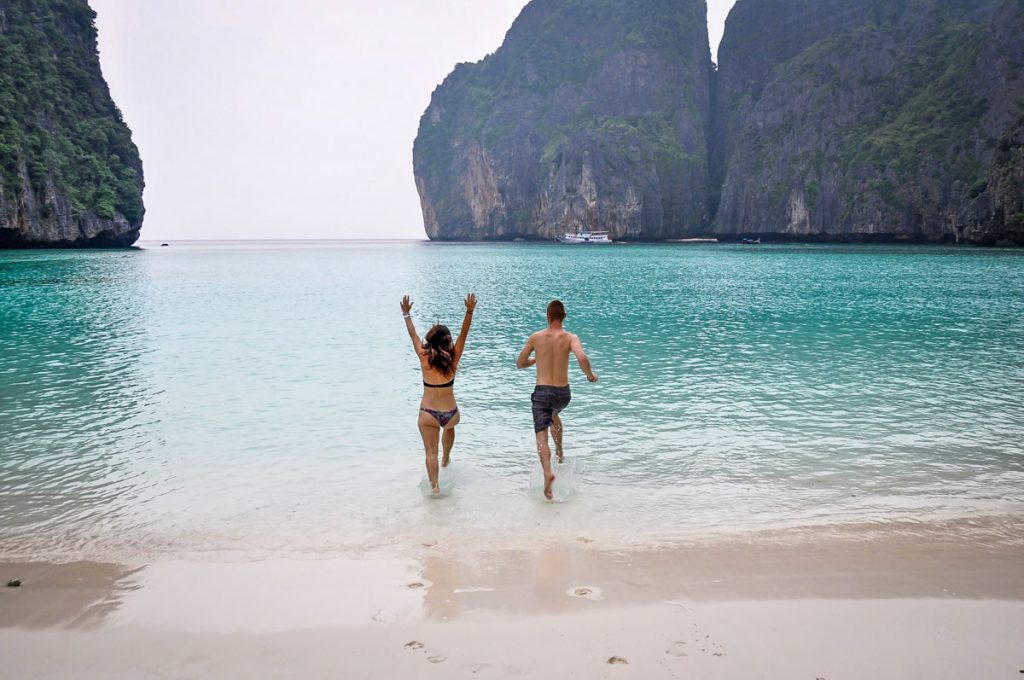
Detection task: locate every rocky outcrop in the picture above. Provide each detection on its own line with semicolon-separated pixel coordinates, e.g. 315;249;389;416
413;0;713;240
713;0;1024;245
958;0;1024;244
415;0;1024;244
0;0;143;248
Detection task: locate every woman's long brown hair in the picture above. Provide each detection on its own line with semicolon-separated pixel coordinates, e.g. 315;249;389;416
423;324;456;377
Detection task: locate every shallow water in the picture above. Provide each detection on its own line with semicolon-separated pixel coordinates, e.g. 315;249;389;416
1;240;1023;561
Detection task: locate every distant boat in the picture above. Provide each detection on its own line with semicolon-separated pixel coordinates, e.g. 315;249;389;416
557;229;613;244
741;238;762;245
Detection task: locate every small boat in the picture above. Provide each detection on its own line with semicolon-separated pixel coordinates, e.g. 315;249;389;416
741;238;762;245
557;229;613;244
557;230;613;244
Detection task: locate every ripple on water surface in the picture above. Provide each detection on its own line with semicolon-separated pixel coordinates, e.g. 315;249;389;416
1;243;1023;561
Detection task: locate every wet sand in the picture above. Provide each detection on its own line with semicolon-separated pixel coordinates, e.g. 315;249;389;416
2;529;1024;679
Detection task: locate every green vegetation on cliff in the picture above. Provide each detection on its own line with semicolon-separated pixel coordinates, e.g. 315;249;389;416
0;0;143;224
739;14;991;211
845;23;988;184
712;0;1024;243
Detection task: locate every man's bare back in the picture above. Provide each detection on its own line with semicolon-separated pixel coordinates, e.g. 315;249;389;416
516;300;597;499
528;327;577;387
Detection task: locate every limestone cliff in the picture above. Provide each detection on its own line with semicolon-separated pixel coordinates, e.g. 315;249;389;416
415;0;1024;244
713;0;1023;244
0;0;143;248
413;0;713;241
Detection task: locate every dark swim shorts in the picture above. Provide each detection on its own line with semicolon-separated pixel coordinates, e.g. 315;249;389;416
531;385;572;433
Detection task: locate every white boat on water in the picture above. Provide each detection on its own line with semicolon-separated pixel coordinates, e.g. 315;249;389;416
557;230;613;244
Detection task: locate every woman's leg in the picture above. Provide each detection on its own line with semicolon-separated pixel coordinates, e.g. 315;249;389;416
418;411;441;493
441;411;461;467
441;429;455;467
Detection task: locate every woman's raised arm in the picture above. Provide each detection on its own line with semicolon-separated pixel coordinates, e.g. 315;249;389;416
400;295;423;355
454;293;477;359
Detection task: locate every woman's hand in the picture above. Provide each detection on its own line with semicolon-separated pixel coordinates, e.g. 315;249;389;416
464;293;477;313
401;295;413;315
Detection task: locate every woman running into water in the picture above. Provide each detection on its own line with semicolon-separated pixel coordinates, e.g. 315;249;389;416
401;293;477;494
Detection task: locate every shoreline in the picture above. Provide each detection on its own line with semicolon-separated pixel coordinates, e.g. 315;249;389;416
5;510;1022;564
3;528;1023;678
110;237;1024;248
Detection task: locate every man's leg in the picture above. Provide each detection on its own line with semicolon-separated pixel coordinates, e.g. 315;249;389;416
536;429;555;500
551;414;564;464
532;389;556;500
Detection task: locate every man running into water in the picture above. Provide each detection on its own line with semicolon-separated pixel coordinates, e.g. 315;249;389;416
516;300;598;500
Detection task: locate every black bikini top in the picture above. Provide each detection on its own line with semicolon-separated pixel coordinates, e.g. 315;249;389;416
423;377;455;388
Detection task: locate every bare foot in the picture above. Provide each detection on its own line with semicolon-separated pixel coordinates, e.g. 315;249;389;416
544;472;556;500
441;453;450;467
556;453;564;465
432;485;441;496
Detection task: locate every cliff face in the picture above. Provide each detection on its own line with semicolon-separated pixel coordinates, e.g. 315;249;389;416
413;0;712;241
0;0;143;248
415;0;1024;244
960;0;1024;244
708;0;880;207
713;0;1024;245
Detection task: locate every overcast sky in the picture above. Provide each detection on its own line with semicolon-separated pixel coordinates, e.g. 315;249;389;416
91;1;737;241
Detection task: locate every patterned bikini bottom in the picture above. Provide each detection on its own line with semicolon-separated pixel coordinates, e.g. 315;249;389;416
420;407;459;428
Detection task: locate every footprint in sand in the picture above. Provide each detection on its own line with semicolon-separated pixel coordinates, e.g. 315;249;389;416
666;641;688;657
607;656;629;665
428;655;447;664
407;581;426;590
567;585;603;600
403;641;424;650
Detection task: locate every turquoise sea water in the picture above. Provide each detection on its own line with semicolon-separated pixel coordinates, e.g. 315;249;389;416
2;241;1023;561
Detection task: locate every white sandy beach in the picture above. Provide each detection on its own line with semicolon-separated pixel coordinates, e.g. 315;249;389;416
2;527;1023;679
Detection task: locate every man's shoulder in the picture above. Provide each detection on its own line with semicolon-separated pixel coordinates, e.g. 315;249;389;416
532;327;575;343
